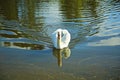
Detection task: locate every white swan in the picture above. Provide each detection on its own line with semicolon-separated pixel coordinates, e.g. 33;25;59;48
51;29;71;49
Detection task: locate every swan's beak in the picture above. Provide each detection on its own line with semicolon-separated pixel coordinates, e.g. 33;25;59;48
58;32;60;39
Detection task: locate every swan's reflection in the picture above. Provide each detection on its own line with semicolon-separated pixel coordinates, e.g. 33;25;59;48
53;47;71;67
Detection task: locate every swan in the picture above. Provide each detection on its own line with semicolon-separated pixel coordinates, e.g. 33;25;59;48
51;29;71;49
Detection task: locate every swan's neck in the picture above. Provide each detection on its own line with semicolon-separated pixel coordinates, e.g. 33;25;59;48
57;32;61;48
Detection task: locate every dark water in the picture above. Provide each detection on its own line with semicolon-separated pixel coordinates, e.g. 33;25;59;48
0;0;120;80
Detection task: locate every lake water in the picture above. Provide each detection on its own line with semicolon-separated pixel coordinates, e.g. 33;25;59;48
0;0;120;80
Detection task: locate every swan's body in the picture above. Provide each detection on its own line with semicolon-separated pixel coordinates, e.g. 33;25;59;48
51;29;71;49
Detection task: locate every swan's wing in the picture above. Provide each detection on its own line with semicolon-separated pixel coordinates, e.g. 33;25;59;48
51;31;57;47
61;30;71;44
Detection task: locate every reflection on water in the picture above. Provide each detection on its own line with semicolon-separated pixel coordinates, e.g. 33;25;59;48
0;0;120;80
88;37;120;46
53;47;71;67
0;0;101;50
0;41;44;50
0;0;120;49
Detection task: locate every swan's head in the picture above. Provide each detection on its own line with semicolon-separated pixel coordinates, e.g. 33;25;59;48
58;32;60;39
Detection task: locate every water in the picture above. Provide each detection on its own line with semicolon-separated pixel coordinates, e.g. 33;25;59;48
0;0;120;80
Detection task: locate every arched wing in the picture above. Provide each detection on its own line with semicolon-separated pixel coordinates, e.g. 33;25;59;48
61;30;71;44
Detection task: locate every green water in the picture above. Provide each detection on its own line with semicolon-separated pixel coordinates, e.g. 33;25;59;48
0;0;120;80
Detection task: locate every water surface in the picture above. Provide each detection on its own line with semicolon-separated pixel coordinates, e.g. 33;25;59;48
0;0;120;80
